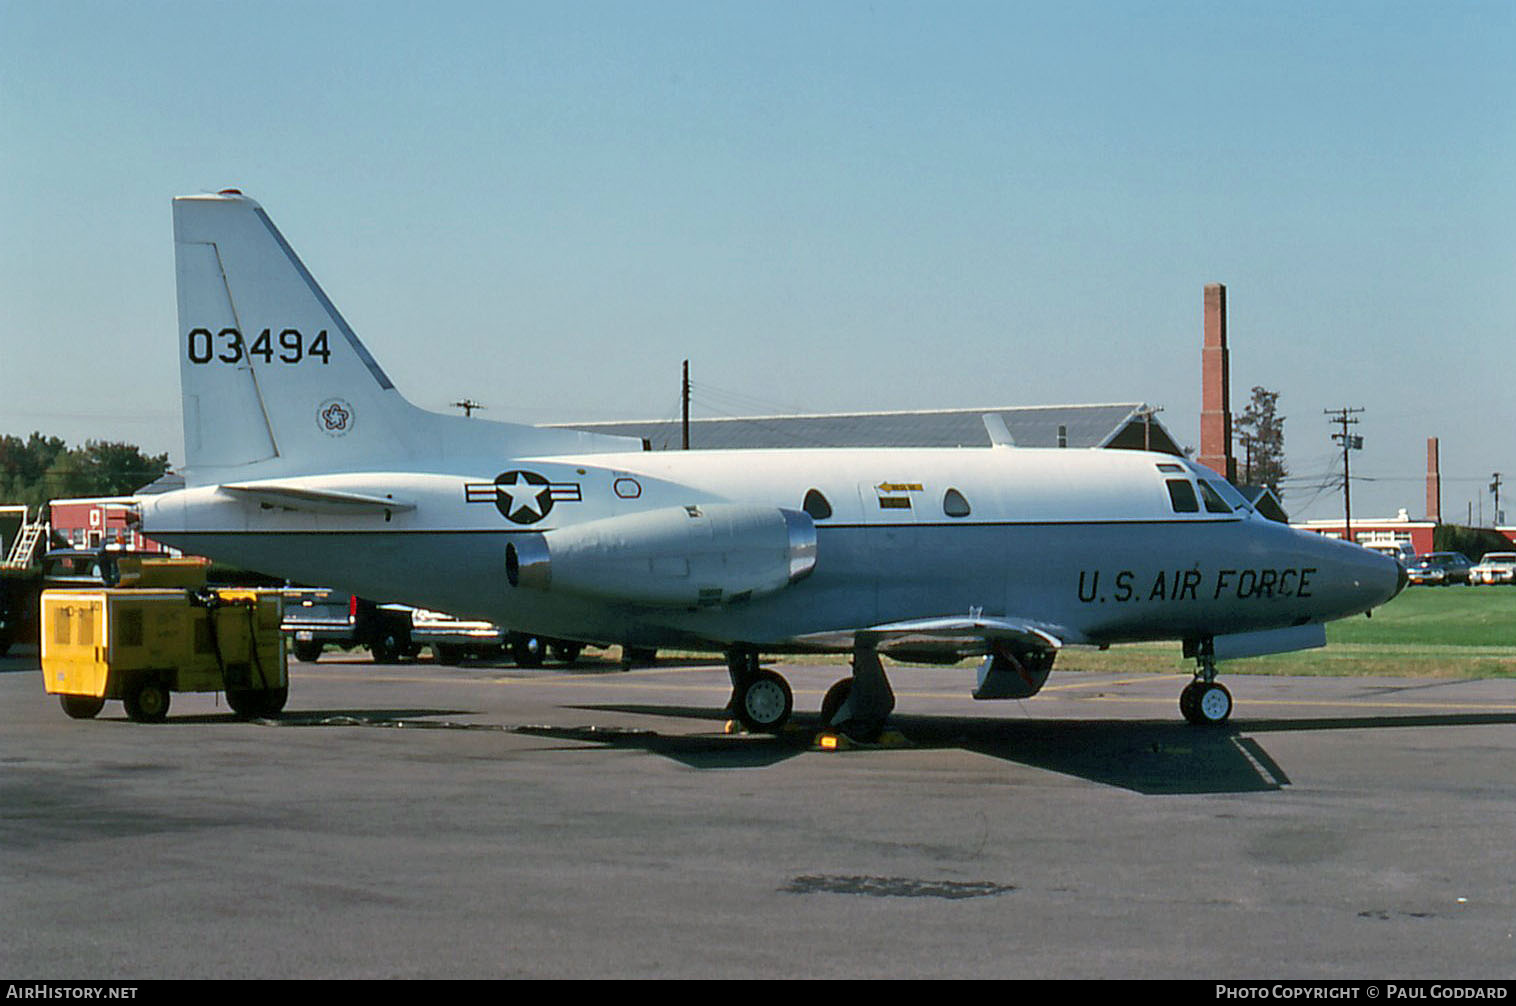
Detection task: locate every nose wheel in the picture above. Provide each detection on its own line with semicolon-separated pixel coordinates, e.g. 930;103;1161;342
1180;637;1232;725
1180;680;1232;725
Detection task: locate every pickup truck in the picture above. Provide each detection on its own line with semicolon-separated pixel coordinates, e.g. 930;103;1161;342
280;587;418;663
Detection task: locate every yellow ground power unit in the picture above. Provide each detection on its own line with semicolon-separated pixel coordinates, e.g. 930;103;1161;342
41;587;287;722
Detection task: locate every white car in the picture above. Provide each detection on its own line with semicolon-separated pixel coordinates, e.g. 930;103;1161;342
1469;552;1516;585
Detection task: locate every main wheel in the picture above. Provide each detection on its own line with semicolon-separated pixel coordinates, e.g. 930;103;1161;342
734;669;793;733
123;680;170;723
819;678;853;729
59;694;105;720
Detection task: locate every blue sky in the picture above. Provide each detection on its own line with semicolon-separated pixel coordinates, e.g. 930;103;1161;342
2;1;1512;521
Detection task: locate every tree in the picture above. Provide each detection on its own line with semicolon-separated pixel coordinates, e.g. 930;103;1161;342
1235;386;1287;498
0;433;168;510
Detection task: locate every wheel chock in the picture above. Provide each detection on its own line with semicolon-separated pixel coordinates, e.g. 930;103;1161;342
814;729;910;751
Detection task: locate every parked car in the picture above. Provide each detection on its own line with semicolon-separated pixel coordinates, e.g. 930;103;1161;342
1468;552;1516;585
282;587;586;666
1405;552;1473;586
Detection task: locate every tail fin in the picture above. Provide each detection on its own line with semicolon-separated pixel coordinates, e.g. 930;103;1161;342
173;191;637;485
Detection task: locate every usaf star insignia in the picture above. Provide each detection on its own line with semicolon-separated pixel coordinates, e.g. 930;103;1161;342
465;470;582;524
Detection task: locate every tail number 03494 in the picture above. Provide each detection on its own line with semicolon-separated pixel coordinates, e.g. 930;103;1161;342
186;328;331;365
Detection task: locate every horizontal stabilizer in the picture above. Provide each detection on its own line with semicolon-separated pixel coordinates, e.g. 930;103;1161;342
220;481;416;514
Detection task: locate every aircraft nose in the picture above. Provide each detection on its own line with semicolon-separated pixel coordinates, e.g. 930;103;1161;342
1360;548;1407;610
1391;561;1409;600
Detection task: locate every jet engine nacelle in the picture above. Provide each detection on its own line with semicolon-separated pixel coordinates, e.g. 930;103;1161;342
505;503;817;608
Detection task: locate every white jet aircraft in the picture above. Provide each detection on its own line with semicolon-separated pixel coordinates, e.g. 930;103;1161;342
140;191;1406;737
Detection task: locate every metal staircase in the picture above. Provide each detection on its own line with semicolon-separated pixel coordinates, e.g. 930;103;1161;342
3;519;48;570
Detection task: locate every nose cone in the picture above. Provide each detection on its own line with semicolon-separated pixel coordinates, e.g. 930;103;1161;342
1336;540;1407;615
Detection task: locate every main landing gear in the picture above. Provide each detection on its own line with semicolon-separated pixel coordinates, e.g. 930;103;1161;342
725;649;793;733
1180;637;1232;726
724;638;899;740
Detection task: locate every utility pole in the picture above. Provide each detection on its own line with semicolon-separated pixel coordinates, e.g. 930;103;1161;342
1325;407;1364;543
1135;404;1163;453
681;360;690;450
451;399;485;418
1492;472;1503;527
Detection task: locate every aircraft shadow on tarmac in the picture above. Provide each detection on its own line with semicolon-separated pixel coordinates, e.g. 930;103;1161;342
134;700;1516;796
565;703;1516;795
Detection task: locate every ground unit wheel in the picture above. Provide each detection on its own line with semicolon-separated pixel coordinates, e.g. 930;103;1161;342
735;669;793;733
59;694;105;720
226;686;288;718
123;680;170;723
549;641;582;664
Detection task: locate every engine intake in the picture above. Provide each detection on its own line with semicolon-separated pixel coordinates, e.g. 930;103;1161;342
505;503;816;608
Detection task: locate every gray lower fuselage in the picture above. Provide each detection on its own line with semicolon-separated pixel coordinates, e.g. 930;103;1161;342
141;447;1401;654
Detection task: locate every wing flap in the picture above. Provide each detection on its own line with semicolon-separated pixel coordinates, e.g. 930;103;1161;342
790;614;1067;661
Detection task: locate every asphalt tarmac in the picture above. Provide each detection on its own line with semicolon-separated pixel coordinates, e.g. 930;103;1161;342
4;644;1516;979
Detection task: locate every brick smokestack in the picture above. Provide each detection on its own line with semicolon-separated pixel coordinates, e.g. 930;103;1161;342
1427;437;1442;523
1199;283;1236;481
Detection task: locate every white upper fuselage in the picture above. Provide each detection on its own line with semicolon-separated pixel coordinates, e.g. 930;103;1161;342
141;444;1402;654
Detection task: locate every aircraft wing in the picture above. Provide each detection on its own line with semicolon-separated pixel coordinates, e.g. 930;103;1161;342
219;481;416;514
791;614;1068;661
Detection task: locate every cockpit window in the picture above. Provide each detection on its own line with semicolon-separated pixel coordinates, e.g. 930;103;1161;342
1197;480;1232;514
1204;478;1254;514
1166;479;1200;513
802;489;832;521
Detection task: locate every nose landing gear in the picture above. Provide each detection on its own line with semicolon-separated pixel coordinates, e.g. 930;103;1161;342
1180;637;1232;726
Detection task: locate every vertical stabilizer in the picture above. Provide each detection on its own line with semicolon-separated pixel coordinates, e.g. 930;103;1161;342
173;191;641;485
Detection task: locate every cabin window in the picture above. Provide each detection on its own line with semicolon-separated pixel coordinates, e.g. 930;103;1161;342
943;488;971;518
1197;480;1232;514
802;489;833;521
1165;479;1200;513
1156;463;1186;473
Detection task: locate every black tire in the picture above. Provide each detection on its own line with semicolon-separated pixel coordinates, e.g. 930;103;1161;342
59;694;105;720
1182;681;1231;726
123;680;170;723
734;669;793;733
432;643;465;665
819;678;853;729
619;646;657;670
226;686;287;718
370;630;408;664
549;641;582;664
292;640;324;663
511;633;545;668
